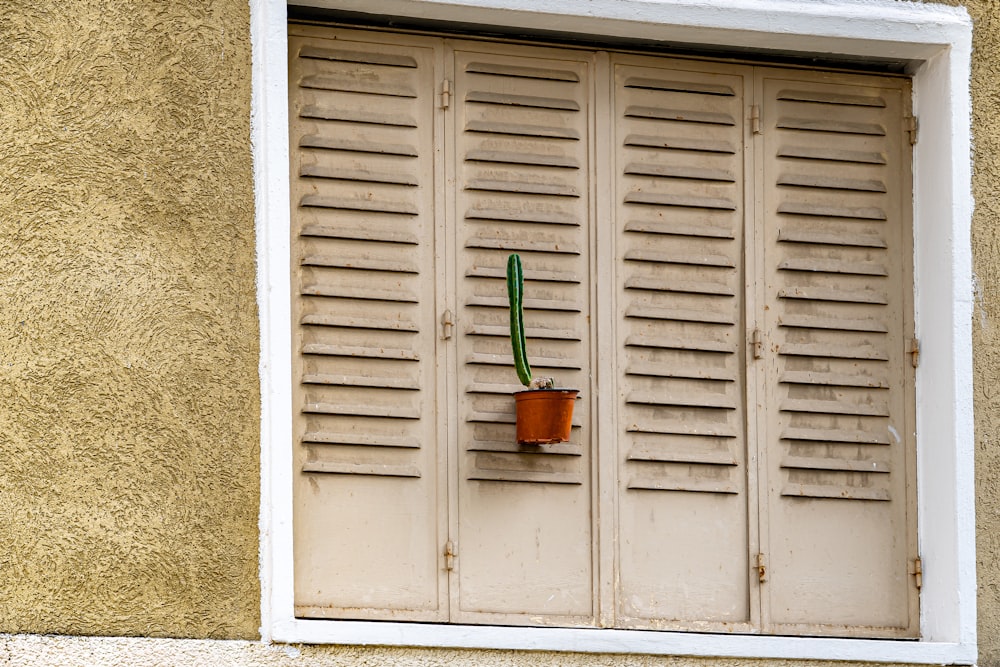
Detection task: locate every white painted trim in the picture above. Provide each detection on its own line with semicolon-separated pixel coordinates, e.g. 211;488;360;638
251;0;291;644
253;0;975;662
271;619;976;665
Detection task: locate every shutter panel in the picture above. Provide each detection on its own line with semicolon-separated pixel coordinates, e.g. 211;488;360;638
758;73;917;635
289;30;446;621
612;57;753;629
452;44;596;624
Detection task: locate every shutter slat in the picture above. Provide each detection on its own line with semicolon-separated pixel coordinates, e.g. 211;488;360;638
301;194;419;215
300;313;420;331
466;150;580;168
624;162;735;182
627;443;737;465
627;476;738;494
302;461;422;477
465;206;579;225
465;120;581;140
625;247;737;268
625;191;737;210
625;304;736;324
777;201;886;220
299;135;420;156
466;61;580;81
302;373;420;390
624;77;735;96
778;228;886;248
776;88;886;107
780;484;890;501
300;164;419;185
300;74;418;98
625;275;736;296
466;90;581;111
777;145;886;164
300;223;419;245
299;45;418;67
624;219;735;239
624;133;736;154
301;283;420;303
304;401;422;419
302;431;420;448
300;104;418;127
624;105;736;125
781;456;890;473
776;117;885;135
780;370;888;388
301;255;420;273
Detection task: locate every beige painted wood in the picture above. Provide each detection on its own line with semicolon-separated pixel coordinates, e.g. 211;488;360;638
451;42;597;626
755;70;918;637
611;55;755;631
287;23;918;636
289;28;447;621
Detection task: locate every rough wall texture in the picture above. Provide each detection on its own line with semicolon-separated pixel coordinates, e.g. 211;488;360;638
0;1;259;638
960;0;1000;664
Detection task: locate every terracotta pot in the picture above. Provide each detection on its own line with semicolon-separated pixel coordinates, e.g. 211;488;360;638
514;389;579;445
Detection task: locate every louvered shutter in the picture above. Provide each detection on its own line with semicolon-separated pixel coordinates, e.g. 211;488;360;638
452;44;596;625
757;72;917;636
612;56;754;630
289;29;447;621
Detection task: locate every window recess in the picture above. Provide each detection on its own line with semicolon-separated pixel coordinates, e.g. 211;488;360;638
288;23;917;638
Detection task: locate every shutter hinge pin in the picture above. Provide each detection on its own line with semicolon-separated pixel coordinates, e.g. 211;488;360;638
752;328;763;360
905;115;918;145
910;337;920;368
441;309;454;340
750;105;761;134
756;552;768;583
444;540;457;571
909;557;923;589
441;79;451;109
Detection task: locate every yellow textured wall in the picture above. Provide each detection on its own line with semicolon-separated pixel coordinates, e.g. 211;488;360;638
960;1;1000;665
5;1;1000;667
0;1;259;638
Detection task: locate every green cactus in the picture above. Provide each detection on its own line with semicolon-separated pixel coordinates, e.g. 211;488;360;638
506;253;532;387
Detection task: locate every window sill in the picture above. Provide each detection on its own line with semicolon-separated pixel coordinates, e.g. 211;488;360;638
270;619;975;664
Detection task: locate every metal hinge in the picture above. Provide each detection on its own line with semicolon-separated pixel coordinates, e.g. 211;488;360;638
750;104;761;134
444;540;457;571
909;337;920;368
909;557;923;589
751;328;763;360
440;79;451;109
755;552;768;583
441;309;454;340
905;115;918;145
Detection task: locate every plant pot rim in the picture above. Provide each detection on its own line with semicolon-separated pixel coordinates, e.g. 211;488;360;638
514;387;579;395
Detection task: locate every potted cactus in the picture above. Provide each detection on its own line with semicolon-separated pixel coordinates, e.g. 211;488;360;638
506;253;579;445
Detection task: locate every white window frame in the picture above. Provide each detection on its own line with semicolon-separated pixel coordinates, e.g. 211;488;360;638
253;0;975;662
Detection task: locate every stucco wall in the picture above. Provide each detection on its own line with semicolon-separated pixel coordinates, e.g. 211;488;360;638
5;0;1000;665
946;1;1000;664
0;1;259;638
